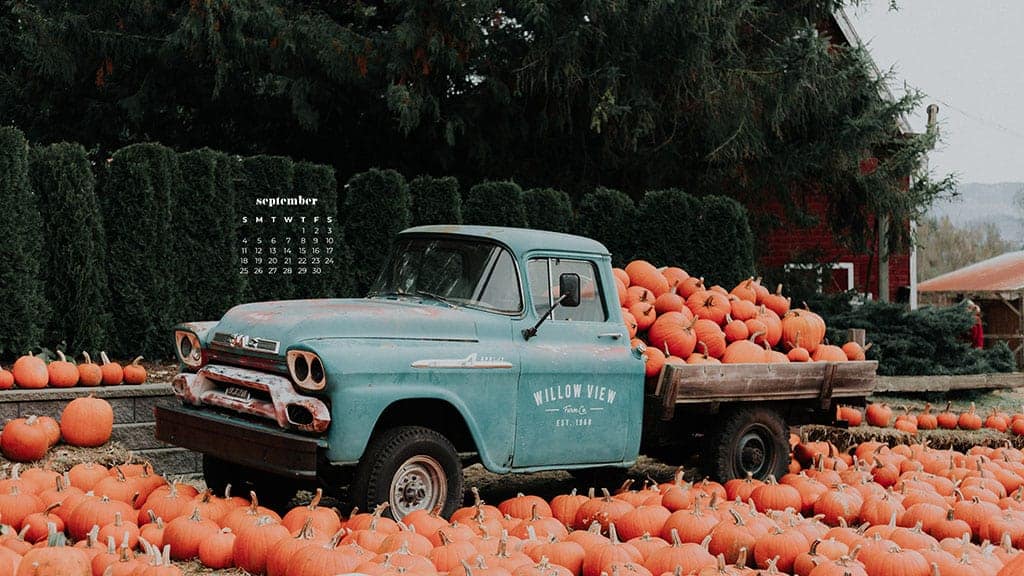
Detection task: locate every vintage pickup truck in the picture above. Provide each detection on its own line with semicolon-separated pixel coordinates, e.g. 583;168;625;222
155;225;876;518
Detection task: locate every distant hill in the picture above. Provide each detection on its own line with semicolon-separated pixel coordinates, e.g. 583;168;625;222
927;182;1024;246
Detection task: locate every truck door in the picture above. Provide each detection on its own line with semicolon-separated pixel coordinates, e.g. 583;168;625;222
512;256;641;468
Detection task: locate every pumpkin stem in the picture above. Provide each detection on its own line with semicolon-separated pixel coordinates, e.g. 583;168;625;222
132;356;144;366
82;351;93;364
307;487;323;510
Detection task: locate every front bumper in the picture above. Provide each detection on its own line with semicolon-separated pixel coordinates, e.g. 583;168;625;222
154;404;325;478
171;364;331;433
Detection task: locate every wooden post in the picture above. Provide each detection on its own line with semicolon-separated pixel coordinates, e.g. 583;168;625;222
847;328;866;347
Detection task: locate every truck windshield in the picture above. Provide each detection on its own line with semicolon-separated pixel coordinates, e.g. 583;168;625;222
369;237;523;314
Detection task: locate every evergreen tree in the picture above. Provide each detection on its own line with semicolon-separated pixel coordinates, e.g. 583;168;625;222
577;187;639;267
524;188;574;233
0;1;950;259
30;142;110;352
463;181;527;228
344;169;411;295
102;143;182;358
821;299;1016;376
176;149;244;320
410;175;462;226
693;196;757;287
0;127;48;357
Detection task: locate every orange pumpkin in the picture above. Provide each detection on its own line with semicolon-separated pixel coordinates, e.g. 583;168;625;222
13;353;48;388
642;346;666;378
99;352;123;385
647;312;698;359
811;344;847;362
625;261;670;297
721;333;768;364
729;278;758;303
841;341;870;361
612;268;630;288
1;415;51;462
60;396;114;447
761;284;791;317
0;366;14;390
36;416;61;447
123;356;147;385
77;352;103;387
661;267;689;291
47;351;79;388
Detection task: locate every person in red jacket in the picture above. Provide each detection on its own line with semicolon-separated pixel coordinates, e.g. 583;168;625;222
965;299;984;349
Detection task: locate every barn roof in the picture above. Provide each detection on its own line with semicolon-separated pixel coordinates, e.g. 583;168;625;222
919;251;1024;293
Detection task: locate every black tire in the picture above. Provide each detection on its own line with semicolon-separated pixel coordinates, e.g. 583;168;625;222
350;426;464;521
202;455;298;512
702;406;789;482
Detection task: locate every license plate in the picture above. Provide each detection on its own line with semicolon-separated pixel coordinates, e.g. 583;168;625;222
224;386;251;401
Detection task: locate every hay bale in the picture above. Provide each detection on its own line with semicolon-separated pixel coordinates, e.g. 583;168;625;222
0;441;133;475
799;424;1017;455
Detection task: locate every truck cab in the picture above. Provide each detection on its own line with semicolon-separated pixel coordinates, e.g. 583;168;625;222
156;225;646;518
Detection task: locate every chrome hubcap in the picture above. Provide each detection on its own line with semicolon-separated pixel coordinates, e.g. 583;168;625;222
389;455;446;519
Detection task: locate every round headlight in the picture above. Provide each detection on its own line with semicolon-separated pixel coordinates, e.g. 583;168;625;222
179;335;193;359
294;355;309;382
175;330;203;368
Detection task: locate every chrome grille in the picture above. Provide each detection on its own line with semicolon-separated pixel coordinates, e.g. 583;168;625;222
211;332;281;355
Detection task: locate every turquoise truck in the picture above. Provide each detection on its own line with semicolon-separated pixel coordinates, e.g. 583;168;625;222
155;225;876;518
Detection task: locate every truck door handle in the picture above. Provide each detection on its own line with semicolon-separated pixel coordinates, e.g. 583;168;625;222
598;332;622;340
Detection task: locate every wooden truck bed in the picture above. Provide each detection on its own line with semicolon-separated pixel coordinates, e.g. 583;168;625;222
652;361;878;420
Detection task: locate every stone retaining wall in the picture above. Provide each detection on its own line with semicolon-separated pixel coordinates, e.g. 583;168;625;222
0;384;200;475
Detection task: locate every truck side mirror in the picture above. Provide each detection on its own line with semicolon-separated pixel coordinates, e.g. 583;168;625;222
522;272;583;341
559;273;581;307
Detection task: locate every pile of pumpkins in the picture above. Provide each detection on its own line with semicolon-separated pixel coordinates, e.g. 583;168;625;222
0;396;115;462
839;402;1024;436
3;439;1024;576
0;352;147;390
616;261;867;377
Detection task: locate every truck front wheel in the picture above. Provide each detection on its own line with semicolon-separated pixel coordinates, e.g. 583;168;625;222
350;426;464;520
703;407;789;482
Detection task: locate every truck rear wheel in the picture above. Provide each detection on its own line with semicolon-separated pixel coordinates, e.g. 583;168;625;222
202;455;298;512
703;406;789;482
350;426;464;521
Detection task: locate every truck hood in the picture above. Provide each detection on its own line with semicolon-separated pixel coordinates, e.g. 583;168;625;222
211;298;479;346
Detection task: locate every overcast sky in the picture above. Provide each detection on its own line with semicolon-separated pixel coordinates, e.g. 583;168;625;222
848;1;1024;184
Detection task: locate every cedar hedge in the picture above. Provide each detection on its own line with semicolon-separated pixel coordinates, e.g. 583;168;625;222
344;168;411;296
463;181;528;228
576;187;639;267
635;189;756;287
0;127;48;356
30;142;110;351
176;149;244;321
692;195;756;287
102;143;182;358
524;187;574;233
411;175;462;226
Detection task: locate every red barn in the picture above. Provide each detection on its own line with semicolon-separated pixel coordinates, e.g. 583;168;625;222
756;9;926;307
